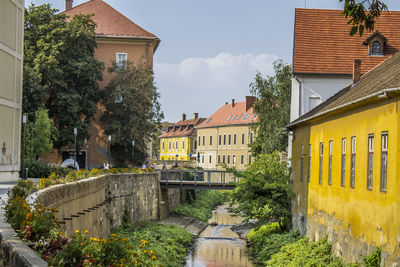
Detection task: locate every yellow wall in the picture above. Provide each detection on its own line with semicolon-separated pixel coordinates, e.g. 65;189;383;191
292;99;400;257
0;0;24;181
197;124;254;170
159;136;194;161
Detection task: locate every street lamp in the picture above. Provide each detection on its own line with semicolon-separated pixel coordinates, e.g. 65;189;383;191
22;115;27;179
131;140;135;167
108;135;111;165
73;128;77;170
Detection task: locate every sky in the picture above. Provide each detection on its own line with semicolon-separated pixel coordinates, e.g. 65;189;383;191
25;0;400;122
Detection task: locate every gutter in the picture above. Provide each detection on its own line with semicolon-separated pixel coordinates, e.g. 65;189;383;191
287;87;400;129
96;35;161;52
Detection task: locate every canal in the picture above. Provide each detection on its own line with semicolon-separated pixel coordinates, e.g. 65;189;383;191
185;203;254;267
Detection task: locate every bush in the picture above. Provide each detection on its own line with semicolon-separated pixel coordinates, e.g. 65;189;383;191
266;237;344;267
24;158;69;178
172;190;228;222
363;249;381;267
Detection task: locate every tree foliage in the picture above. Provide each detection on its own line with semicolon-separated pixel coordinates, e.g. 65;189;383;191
225;152;293;230
101;61;164;166
340;0;388;36
23;4;104;150
250;60;291;156
25;108;54;160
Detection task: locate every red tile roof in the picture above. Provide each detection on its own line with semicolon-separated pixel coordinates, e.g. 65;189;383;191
159;118;206;138
293;9;400;75
64;0;158;39
197;101;257;128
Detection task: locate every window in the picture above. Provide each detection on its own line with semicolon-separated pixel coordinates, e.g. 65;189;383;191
350;137;356;188
241;155;244;164
210;136;213;146
176;140;178;150
248;155;252;164
233;134;237;145
227;155;230;164
116;52;127;68
328;141;333;185
218;155;221;163
219;135;222;145
223;155;226;163
162;142;165;151
194;140;197;150
371;41;382;55
233;155;236;164
202;155;205;164
250;132;254;144
198;136;201;147
242;133;245;145
237;114;242;120
168;142;171;150
319;142;323;185
232;115;237;120
182;140;185;150
209;155;212;164
341;138;346;187
226;115;232;121
223;135;226;145
308;144;311;183
380;132;388;192
228;134;231;145
367;134;374;190
309;96;321;110
300;145;304;182
203;136;205;147
243;114;250;120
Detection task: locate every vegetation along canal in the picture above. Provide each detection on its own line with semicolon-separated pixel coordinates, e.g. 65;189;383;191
185;203;253;267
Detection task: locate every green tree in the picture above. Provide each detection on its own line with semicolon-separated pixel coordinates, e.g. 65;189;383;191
25;108;54;160
225;152;293;230
250;60;291;156
340;0;388;36
23;4;104;150
102;61;164;166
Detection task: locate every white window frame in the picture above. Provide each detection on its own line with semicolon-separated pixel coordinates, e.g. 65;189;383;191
116;52;127;67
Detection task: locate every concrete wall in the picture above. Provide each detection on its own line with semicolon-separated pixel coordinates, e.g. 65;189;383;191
0;0;24;182
33;172;179;238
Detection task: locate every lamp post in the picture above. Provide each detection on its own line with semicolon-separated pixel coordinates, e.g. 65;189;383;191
73;128;77;170
131;140;135;167
22;115;26;179
108;135;111;165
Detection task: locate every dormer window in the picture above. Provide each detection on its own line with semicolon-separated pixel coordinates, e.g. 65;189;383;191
363;31;387;56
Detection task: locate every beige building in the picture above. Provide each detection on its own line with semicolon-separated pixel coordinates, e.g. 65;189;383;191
196;97;257;170
0;0;24;181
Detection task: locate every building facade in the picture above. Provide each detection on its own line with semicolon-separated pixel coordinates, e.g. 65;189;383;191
289;9;400;157
159;114;205;161
288;52;400;264
196;97;256;170
63;0;160;168
0;0;24;181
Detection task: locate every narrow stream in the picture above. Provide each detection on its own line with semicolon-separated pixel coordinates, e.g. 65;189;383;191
185;203;254;267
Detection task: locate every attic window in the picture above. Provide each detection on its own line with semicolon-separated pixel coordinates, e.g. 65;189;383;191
243;114;250;120
371;41;382;55
363;31;386;56
204;118;211;125
227;115;232;121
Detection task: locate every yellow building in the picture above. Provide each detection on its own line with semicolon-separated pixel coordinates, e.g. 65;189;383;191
159;114;205;161
288;55;400;264
0;0;24;181
196;97;257;170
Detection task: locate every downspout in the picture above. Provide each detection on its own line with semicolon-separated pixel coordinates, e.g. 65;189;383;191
294;75;302;117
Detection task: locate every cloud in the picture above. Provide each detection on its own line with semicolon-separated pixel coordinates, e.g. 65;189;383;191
154;52;278;122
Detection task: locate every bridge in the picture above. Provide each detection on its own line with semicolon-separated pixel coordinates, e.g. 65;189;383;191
159;169;239;190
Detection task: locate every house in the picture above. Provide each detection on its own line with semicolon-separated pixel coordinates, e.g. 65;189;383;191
158;114;205;161
196;97;257;170
289;9;400;157
287;53;400;264
0;0;24;181
63;0;160;168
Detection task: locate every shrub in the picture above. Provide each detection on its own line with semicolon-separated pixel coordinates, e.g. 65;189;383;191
363;249;381;267
266;237;344;267
24;158;69;178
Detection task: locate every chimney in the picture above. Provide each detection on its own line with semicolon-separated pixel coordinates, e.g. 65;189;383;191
232;99;235;107
182;113;186;121
245;96;256;111
193;113;198;119
66;0;73;10
225;102;228;105
353;59;361;84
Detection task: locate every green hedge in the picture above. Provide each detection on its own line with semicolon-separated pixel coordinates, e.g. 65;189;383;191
22;158;70;178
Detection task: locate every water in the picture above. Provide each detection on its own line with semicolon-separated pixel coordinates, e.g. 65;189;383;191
185;203;254;267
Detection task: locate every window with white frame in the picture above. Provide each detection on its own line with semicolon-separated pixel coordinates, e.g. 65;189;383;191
233;155;236;164
367;134;374;190
319;142;323;185
380;132;388;192
300;144;304;182
182;140;185;151
227;155;230;164
241;154;244;164
209;155;212;164
228;134;231;145
350;137;356;188
203;136;205;147
341;138;346;187
233;134;237;145
116;52;127;68
210;136;213;146
242;133;245;145
328;141;333;185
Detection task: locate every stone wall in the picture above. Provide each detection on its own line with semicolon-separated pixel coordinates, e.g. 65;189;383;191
33;173;178;238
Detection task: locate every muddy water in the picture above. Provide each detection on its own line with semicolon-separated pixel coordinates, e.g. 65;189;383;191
185;203;253;267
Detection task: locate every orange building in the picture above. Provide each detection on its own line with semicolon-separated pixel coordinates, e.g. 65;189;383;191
62;0;160;168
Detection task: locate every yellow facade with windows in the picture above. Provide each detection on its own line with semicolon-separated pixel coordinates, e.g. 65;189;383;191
159;136;195;161
291;97;400;263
